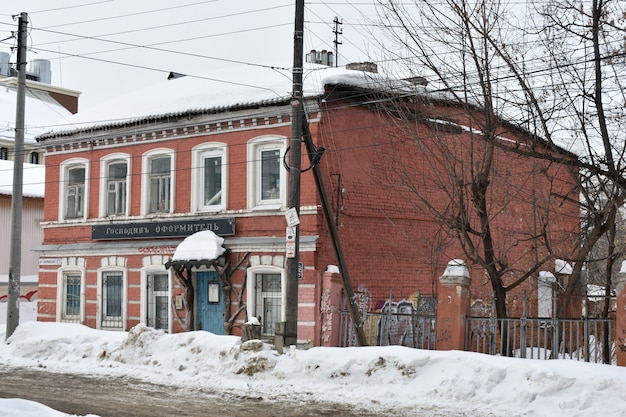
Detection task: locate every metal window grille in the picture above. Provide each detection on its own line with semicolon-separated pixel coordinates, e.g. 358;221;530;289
102;272;123;328
62;274;81;323
147;274;169;331
255;273;282;336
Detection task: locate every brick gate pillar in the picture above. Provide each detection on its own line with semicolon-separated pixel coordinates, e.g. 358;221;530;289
615;267;626;366
320;267;343;347
436;259;471;351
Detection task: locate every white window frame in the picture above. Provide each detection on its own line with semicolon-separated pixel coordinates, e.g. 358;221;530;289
141;149;175;216
191;143;227;213
140;266;172;333
56;267;85;324
99;153;131;218
247;135;287;210
97;268;127;330
246;265;286;336
59;158;90;221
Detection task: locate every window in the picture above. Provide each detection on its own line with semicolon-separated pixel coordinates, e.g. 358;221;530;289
61;273;81;323
66;165;86;219
255;273;282;336
260;149;280;201
0;147;7;160
192;144;227;212
106;161;127;216
142;150;174;215
102;271;124;329
247;136;287;209
150;157;171;212
60;159;89;221
147;273;169;331
29;152;39;164
247;265;285;337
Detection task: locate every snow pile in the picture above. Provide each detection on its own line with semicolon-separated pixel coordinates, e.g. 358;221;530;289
0;315;625;416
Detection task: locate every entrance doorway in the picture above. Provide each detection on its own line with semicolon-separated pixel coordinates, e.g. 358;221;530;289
196;271;224;334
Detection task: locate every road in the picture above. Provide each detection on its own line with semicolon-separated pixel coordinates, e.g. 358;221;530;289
0;364;395;417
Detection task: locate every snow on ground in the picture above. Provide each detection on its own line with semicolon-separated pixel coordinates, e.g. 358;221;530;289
1;301;626;417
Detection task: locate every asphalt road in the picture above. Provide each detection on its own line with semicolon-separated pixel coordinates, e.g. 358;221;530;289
0;364;393;417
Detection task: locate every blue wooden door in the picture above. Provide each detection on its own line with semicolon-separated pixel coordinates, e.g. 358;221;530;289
196;271;224;334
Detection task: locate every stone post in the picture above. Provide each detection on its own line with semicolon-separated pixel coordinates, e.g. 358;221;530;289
436;259;471;351
615;263;626;366
320;266;343;347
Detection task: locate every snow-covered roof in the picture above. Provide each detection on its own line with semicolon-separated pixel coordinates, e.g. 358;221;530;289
0;159;45;198
0;79;74;143
171;230;225;262
39;64;423;138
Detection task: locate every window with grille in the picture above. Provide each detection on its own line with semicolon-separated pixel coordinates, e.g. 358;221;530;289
102;272;123;328
106;161;127;216
147;273;169;331
254;273;282;336
62;274;81;323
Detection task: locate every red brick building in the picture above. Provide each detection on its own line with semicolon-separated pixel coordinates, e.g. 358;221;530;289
34;65;579;345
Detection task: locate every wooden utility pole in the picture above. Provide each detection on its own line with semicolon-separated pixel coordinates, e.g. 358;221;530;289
6;12;28;340
284;0;305;347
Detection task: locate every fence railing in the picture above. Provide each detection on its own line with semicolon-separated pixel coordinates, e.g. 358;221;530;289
465;315;616;364
339;309;437;349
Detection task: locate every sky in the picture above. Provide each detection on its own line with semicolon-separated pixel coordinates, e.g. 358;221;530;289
0;1;386;111
1;301;626;417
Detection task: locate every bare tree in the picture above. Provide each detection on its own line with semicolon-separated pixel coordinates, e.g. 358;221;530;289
373;0;626;325
371;0;578;330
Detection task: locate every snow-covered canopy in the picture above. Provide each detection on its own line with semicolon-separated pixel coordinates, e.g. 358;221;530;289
171;230;225;262
0;159;45;198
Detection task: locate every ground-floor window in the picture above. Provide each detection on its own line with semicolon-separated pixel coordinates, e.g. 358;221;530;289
102;271;124;328
147;273;169;331
61;273;81;323
254;273;282;337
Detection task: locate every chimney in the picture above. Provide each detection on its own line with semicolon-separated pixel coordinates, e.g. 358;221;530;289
345;62;378;73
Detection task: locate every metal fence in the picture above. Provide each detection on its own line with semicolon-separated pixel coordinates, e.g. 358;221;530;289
466;312;616;364
336;289;616;365
339;290;437;349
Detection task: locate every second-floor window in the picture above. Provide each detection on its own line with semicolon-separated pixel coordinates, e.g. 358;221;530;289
247;136;286;209
260;149;281;201
192;144;227;212
106;161;127;216
66;166;86;219
149;156;171;213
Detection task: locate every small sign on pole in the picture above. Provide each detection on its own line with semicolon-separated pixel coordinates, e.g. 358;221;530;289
285;207;300;227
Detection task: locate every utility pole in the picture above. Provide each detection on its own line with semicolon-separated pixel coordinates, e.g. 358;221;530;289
284;0;305;348
333;17;342;67
6;12;28;340
300;113;367;347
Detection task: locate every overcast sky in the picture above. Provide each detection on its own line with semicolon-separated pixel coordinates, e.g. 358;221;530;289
0;1;385;110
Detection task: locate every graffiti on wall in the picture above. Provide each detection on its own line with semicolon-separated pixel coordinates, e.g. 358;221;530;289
375;297;437;348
